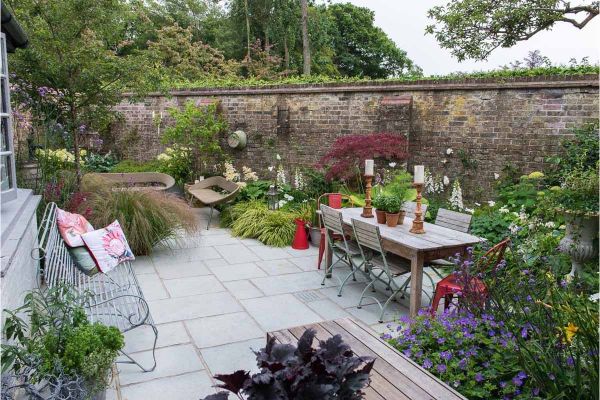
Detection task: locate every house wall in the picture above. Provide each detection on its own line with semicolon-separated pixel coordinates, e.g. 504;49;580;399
113;75;599;197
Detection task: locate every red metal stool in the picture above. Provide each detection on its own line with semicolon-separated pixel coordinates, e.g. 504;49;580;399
430;238;510;315
316;193;353;269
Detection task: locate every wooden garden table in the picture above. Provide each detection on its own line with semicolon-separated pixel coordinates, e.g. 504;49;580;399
267;318;467;400
324;207;482;317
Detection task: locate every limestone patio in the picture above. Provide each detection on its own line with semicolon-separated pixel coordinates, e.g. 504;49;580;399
112;208;435;400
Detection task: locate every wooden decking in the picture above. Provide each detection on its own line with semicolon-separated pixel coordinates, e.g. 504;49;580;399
267;318;466;400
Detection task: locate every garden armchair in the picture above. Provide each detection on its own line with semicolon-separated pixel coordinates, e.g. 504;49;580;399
426;208;473;280
351;218;413;323
320;205;366;297
187;176;240;229
316;193;354;269
402;201;428;219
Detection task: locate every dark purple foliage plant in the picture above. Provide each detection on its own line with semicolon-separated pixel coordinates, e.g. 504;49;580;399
201;328;375;400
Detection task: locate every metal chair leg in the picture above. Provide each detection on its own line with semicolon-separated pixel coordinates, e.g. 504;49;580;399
117;323;158;372
206;206;214;230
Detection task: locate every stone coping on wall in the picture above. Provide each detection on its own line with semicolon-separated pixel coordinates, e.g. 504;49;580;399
124;74;599;97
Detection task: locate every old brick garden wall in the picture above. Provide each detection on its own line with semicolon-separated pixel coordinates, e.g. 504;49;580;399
113;75;598;195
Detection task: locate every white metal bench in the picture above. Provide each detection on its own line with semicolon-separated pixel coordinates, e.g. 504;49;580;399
33;202;157;372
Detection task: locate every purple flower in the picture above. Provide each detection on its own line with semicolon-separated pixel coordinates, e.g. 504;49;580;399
475;372;484;382
458;358;468;370
37;86;49;97
566;356;574;367
548;373;555;380
512;377;523;387
422;359;433;369
403;349;412;358
437;337;446;344
517;371;527;380
499;381;507;388
437;364;447;374
440;351;452;361
532;387;540;396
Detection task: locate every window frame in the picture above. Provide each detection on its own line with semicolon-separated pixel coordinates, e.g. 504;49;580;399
0;32;18;203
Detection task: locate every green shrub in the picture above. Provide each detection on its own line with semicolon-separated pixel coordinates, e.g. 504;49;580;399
2;285;124;397
79;176;197;255
111;159;162;173
83;152;118;172
231;202;269;238
257;211;296;247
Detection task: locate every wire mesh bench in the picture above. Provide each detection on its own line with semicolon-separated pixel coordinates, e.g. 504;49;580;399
33;202;157;372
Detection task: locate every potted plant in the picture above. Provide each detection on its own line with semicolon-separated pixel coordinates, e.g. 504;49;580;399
373;193;387;224
382;194;403;227
549;168;599;277
200;328;374;400
1;285;124;400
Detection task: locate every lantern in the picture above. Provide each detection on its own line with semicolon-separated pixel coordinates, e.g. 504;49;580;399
267;185;279;210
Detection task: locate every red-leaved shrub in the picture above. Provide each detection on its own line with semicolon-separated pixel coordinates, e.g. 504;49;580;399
318;133;409;181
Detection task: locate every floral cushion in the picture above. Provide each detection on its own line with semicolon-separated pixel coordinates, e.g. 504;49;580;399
56;208;94;247
67;246;99;276
82;220;135;273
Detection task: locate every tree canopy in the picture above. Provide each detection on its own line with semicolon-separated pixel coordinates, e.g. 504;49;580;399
427;0;599;61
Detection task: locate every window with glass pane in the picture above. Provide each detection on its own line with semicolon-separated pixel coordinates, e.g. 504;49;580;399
0;32;17;203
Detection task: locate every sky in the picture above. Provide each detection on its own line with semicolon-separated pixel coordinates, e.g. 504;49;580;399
327;0;600;75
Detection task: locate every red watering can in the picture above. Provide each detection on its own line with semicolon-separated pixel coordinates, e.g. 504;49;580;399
292;218;309;250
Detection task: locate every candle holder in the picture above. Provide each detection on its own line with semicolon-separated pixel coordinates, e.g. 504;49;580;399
410;183;425;234
361;175;374;218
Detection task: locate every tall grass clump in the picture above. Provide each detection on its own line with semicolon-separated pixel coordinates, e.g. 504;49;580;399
80;175;197;255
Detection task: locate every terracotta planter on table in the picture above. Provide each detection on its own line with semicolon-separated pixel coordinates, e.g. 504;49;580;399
375;209;387;224
386;213;400;227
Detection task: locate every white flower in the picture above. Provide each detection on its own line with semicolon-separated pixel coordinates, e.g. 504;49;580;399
443;176;450;186
441;159;448;164
223;162;240;182
589;293;600;302
278;199;288;207
276;154;281;161
559;225;565;230
449;180;464;211
276;165;286;185
465;208;474;214
474;202;481;207
509;223;519;234
268;166;274;172
446;148;454;155
544;221;556;229
294;168;305;189
283;194;294;201
388;162;397;168
494;173;500;180
528;223;535;230
242;166;258;182
488;200;496;207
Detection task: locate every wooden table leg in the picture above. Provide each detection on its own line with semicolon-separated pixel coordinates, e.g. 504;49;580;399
409;253;425;317
325;229;332;278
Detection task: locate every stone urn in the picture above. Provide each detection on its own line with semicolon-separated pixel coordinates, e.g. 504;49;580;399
558;212;599;277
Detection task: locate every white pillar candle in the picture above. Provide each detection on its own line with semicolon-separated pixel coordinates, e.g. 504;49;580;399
365;159;374;176
414;165;425;184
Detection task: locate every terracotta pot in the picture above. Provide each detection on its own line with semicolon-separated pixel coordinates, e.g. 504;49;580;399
386;212;400;227
398;210;406;225
375;209;387;224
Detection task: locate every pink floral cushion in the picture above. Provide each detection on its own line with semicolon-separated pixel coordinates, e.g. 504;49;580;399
56;208;94;247
81;220;135;273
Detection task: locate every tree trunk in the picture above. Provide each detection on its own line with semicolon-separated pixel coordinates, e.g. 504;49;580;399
70;106;82;188
244;0;251;60
300;0;310;76
283;36;290;70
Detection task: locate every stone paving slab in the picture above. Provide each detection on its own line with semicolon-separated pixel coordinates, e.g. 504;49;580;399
120;371;216;400
223;280;264;300
209;262;267;282
148;292;242;324
163;275;226;297
136;273;169;301
200;338;265;376
214;244;261;264
154;260;211;280
118;344;204;386
250;270;336;296
241;293;325;331
186;311;264;349
123;322;189;354
256;259;302;275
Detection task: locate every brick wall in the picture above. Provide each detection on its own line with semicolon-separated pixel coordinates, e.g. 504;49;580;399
113;75;599;196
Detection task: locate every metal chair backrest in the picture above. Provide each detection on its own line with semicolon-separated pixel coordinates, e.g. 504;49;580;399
476;238;511;274
435;208;472;233
350;218;391;269
320;205;346;236
403;201;428;219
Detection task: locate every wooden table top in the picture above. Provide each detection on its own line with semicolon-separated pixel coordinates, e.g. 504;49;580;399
339;208;482;252
268;318;466;400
